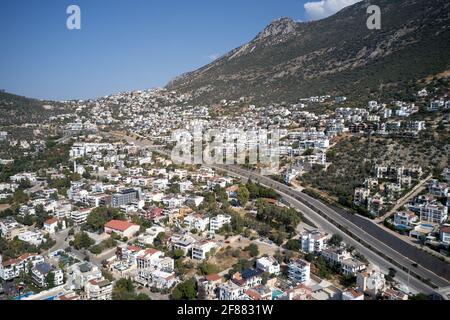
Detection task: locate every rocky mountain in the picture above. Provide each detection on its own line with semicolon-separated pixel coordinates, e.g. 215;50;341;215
167;0;450;105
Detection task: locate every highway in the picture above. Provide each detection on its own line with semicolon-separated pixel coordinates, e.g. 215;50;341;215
218;165;450;288
105;131;450;294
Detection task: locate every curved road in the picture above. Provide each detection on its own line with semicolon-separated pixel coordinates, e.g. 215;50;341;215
105;131;450;294
220;165;450;289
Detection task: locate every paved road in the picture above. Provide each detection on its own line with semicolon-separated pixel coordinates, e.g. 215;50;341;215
104;131;450;294
221;165;450;287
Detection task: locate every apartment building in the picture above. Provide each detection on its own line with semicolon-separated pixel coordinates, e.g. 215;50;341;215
0;218;27;241
393;211;418;229
198;274;223;300
321;247;351;265
138;225;165;246
18;230;45;246
183;214;210;232
210;214;232;233
0;253;44;281
136;248;164;269
84;278;113;300
300;230;328;253
32;263;64;287
170;234;196;255
219;280;246;300
191;241;217;260
287;259;311;284
112;189;140;207
418;203;448;224
71;209;91;226
68;262;102;290
256;256;281;275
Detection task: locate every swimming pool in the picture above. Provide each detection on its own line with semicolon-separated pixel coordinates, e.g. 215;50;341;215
272;289;284;300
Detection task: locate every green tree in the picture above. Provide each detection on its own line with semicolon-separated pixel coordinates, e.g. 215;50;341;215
236;185;250;207
285;239;300;251
198;262;219;275
171;249;185;260
45;271;55;289
112;278;136;300
12;189;29;204
244;243;259;257
153;232;166;247
171;278;197;300
86;207;125;232
73;232;94;250
329;234;343;247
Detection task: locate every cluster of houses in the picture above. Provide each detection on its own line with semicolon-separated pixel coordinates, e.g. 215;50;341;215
1;85;447;301
190;228;409;301
389;168;450;255
354;164;423;217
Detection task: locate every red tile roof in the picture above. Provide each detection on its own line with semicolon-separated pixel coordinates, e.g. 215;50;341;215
45;217;58;225
245;289;261;300
205;274;222;282
127;245;142;252
441;226;450;234
104;220;137;232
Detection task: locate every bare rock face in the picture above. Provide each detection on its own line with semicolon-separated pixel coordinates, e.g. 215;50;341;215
256;17;297;40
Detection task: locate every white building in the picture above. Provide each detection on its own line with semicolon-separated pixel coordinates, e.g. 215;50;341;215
219;281;246;300
68;262;102;290
321;248;351;265
341;258;367;276
71;209;90;226
18;230;45;246
179;181;193;193
170;234;196;255
0;253;44;281
152;179;169;191
183;214;210;232
32;263;64;287
357;271;386;297
287;259;311;284
419;203;448;224
84;278;112;300
256;256;280;275
44;217;60;234
186;196;204;207
138;225;165;246
210;214;232;233
191;241;217;260
440;227;450;245
136;269;178;290
300;230;327;253
136;248;165;269
393;211;418;229
342;289;364;300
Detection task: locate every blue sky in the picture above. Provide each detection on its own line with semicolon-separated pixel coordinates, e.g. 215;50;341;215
0;0;359;100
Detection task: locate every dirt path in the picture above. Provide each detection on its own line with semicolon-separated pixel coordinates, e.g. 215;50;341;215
0;204;10;212
375;174;432;222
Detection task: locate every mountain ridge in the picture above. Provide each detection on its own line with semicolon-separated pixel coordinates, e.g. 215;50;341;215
167;0;450;105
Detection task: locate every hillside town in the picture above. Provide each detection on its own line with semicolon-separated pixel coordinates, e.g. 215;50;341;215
0;82;448;301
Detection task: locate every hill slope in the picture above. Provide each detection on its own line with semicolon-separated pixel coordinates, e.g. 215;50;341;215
0;91;67;126
167;0;450;104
